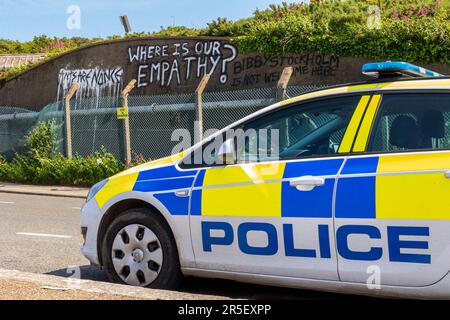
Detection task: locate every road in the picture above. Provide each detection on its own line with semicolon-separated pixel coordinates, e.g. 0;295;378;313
0;192;361;300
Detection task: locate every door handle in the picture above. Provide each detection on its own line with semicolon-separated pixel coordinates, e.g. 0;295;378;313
289;176;325;191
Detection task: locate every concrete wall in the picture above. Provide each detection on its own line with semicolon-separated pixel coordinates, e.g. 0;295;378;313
1;36;450;111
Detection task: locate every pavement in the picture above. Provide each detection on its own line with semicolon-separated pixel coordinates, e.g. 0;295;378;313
0;182;88;199
0;183;358;300
0;269;229;300
0;279;137;300
0;191;235;299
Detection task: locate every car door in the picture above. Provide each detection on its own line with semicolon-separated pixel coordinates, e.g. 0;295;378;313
183;94;369;280
335;92;450;287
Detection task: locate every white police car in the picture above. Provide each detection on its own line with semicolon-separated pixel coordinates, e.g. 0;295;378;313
81;61;450;298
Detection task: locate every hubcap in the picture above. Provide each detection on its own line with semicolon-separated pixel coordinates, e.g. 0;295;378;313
132;248;144;262
111;224;163;286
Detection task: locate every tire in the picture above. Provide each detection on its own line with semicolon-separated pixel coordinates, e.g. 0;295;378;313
102;208;183;289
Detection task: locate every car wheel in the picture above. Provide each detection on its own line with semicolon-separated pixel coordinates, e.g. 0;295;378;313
102;208;182;288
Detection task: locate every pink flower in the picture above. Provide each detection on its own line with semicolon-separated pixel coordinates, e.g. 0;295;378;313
392;9;400;19
421;5;428;16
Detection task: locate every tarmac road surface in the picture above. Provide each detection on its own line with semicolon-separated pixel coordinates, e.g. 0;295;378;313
0;192;363;300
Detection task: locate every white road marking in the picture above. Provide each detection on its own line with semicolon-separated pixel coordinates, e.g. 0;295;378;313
70;207;81;210
0;201;14;204
16;232;72;239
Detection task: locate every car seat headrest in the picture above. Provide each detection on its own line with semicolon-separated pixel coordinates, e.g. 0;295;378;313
389;115;420;149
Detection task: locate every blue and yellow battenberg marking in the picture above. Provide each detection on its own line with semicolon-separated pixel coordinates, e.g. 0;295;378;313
336;157;379;219
95;152;450;220
338;95;371;153
336;153;450;220
200;163;285;217
95;172;139;209
352;95;381;152
189;158;344;218
94;77;450;220
376;153;450;220
94;151;189;209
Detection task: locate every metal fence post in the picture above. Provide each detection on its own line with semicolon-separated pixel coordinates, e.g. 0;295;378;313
195;74;210;143
277;67;293;101
64;83;78;159
121;79;137;164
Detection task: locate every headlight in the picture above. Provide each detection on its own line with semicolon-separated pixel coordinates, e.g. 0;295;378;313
86;179;108;203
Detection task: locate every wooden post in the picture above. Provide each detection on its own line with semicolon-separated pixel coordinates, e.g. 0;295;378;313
64;83;78;159
121;79;137;164
195;74;210;143
277;67;293;101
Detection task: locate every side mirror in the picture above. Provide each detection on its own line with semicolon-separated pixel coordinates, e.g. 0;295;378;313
216;139;236;165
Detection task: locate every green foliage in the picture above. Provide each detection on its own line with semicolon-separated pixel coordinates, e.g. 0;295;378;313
24;121;59;159
145;0;450;63
150;26;202;37
202;17;253;37
227;0;450;63
0;59;39;83
1;0;449;81
0;37;101;82
0;122;128;186
0;35;51;54
30;148;124;186
0;35;97;55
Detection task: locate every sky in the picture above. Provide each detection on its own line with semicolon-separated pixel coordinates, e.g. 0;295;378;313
0;0;302;41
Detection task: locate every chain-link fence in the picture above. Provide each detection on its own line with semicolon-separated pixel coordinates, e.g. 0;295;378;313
0;107;38;158
0;84;324;161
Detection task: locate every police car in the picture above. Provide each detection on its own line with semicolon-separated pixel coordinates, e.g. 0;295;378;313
81;61;450;299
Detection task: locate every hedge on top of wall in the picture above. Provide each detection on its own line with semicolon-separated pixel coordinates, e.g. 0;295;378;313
216;0;450;64
1;0;450;82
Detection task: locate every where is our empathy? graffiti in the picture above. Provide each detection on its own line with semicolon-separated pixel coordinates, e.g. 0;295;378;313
56;41;340;96
128;41;340;89
128;41;238;88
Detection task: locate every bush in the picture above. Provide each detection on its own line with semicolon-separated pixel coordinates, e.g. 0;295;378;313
24;120;60;159
0;36;102;82
31;148;125;186
229;0;450;63
0;122;128;186
154;0;450;63
2;1;450;81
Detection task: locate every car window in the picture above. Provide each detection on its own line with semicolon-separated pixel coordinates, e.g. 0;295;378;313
236;96;361;163
179;95;361;168
368;93;450;152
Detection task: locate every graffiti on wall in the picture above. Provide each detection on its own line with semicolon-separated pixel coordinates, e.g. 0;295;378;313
128;41;238;88
56;67;124;102
230;54;340;87
54;44;340;100
58;67;123;91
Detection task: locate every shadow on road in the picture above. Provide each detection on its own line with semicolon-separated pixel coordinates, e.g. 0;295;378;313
46;265;108;282
46;265;371;300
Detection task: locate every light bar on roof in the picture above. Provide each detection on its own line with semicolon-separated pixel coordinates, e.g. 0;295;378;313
362;61;444;79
